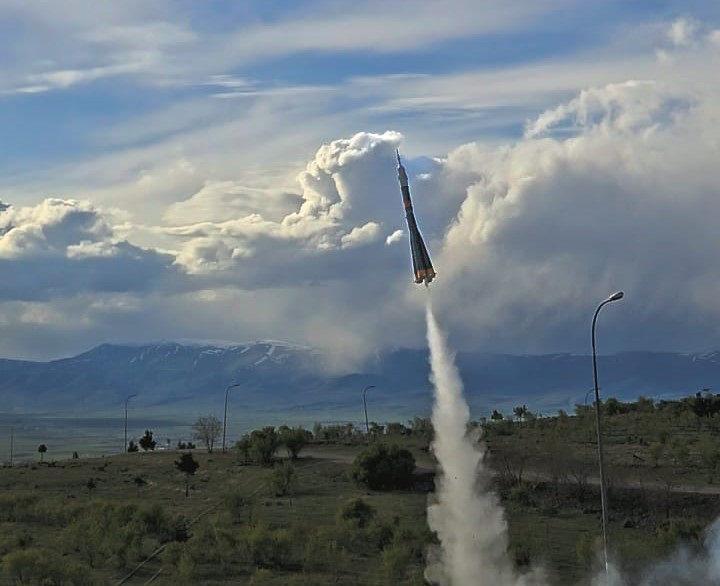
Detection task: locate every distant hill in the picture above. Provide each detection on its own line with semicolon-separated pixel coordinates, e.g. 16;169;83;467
0;342;718;418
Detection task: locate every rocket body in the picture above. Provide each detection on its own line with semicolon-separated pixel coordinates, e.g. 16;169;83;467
397;151;436;285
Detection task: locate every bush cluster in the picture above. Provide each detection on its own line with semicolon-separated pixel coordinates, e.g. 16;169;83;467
351;443;416;490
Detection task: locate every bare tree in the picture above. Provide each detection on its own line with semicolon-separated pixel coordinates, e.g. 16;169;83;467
193;415;222;453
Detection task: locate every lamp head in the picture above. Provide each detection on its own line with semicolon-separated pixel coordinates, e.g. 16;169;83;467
608;291;624;302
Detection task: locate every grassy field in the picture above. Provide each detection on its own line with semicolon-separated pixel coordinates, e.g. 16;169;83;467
0;446;431;585
2;396;720;585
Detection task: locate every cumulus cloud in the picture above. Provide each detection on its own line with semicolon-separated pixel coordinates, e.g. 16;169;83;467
431;68;720;353
340;222;381;249
4;17;720;364
386;229;405;245
668;18;698;47
524;80;686;138
0;199;174;300
166;131;403;274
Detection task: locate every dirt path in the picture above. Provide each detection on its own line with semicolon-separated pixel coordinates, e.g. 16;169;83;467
303;447;720;495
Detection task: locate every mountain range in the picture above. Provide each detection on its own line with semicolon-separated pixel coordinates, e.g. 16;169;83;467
0;342;718;422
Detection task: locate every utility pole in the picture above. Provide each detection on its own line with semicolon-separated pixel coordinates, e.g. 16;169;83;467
222;382;242;453
124;394;137;453
362;385;375;437
9;427;13;467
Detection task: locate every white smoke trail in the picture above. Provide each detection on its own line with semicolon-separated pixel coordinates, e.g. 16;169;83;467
424;302;545;586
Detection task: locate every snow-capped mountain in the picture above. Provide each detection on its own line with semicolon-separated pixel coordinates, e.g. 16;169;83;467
1;342;719;417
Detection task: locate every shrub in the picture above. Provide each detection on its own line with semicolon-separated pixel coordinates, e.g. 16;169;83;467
241;524;293;569
656;520;704;548
351;444;416;490
576;533;598;567
365;520;395;550
0;494;40;523
270;461;297;497
60;501;174;570
338;498;376;528
160;541;185;572
0;530;33;556
508;484;534;507
381;542;414;582
302;527;350;573
386;422;409;435
2;548;93;585
223;491;248;523
241;427;279;465
132;503;174;541
249;568;274;585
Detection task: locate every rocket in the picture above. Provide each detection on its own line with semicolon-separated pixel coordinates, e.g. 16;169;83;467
396;150;436;285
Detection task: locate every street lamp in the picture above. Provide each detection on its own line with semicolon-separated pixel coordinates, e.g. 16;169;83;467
222;382;242;453
591;290;624;578
124;394;137;453
362;385;375;436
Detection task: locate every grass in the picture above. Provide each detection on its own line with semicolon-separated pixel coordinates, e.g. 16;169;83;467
0;448;429;585
2;398;720;584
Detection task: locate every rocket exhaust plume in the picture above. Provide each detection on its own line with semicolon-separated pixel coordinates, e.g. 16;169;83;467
424;302;720;586
424;301;544;586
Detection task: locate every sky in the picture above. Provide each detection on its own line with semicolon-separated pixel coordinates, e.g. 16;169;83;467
1;0;720;365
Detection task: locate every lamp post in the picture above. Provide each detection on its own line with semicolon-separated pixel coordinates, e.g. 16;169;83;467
222;382;242;453
362;385;375;437
9;427;13;467
591;290;624;578
124;394;137;453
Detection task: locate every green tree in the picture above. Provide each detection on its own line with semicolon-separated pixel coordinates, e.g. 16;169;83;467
604;397;623;416
37;444;47;462
513;405;528;421
139;430;156;452
490;409;504;421
235;436;252;464
408;417;433;439
127;440;139;453
351;444;415;490
278;426;310;459
246;427;279;465
192;415;222;453
174;452;199;497
386;422;409;435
